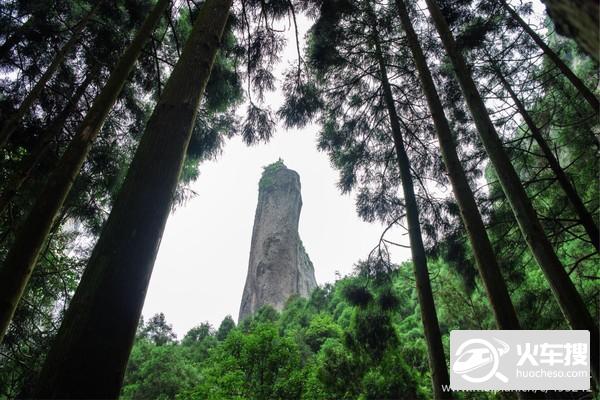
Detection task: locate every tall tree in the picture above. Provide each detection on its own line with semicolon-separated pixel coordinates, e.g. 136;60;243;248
0;0;170;344
0;74;93;215
0;1;100;149
365;4;451;398
423;0;599;383
488;59;599;252
393;0;522;332
497;0;599;112
34;0;233;396
281;1;461;394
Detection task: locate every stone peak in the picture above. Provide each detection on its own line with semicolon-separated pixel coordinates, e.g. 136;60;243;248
238;163;316;322
259;159;300;192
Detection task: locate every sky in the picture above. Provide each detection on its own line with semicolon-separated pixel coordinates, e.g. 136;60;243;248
141;126;410;338
140;0;547;338
140;13;410;338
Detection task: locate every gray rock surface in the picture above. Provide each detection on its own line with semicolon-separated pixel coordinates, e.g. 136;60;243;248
238;162;317;322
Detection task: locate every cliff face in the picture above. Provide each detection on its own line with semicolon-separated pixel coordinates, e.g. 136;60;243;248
238;162;317;322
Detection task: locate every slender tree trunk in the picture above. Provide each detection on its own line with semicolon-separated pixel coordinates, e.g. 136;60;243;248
492;63;599;252
366;7;452;398
394;0;522;329
394;4;547;397
0;75;92;216
0;2;101;150
0;0;169;345
424;0;599;384
34;0;232;397
498;0;599;112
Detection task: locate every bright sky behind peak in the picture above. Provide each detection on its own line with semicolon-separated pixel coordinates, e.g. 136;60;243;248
141;122;411;337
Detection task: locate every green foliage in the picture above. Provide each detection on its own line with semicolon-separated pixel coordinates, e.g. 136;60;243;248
177;323;304;400
258;158;286;190
124;220;596;400
138;313;177;346
306;338;362;399
121;341;200;400
216;315;236;341
278;72;323;128
121;274;430;399
304;314;341;352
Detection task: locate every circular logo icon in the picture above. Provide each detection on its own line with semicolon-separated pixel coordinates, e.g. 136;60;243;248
453;338;509;383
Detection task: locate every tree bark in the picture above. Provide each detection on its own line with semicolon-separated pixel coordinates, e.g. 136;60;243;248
33;0;232;397
0;75;92;216
366;6;452;398
395;4;548;398
0;2;101;150
424;0;599;384
0;0;169;345
541;0;599;63
394;0;522;329
498;0;599;112
492;62;599;252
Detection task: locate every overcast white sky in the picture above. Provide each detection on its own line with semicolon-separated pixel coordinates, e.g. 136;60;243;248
139;12;413;338
140;0;547;338
141;126;410;337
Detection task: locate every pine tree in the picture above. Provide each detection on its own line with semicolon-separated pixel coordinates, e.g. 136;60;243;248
497;0;599;112
0;1;100;149
423;0;599;383
365;5;451;397
0;0;170;343
34;0;233;396
0;75;93;215
393;0;522;332
489;60;599;252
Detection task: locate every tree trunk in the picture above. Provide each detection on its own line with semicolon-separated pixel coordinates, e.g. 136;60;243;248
0;75;92;216
492;63;599;252
498;0;599;112
541;0;599;63
394;0;522;330
0;2;101;150
33;0;232;397
367;6;452;398
424;0;599;384
0;0;169;345
395;4;549;398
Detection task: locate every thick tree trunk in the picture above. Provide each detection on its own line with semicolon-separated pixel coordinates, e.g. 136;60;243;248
394;0;521;330
33;0;232;397
0;75;92;216
493;64;599;252
541;0;599;63
424;0;599;384
367;7;452;398
0;0;169;345
498;0;599;112
0;2;100;150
